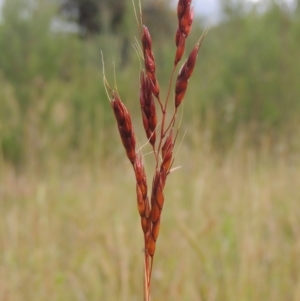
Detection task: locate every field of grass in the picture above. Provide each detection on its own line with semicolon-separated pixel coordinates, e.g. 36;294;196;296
1;144;300;301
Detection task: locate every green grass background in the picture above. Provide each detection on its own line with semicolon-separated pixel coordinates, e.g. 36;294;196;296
1;0;300;299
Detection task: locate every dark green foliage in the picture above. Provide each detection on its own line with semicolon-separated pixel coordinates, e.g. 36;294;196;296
0;0;300;166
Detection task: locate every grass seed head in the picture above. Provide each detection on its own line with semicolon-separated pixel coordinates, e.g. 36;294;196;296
150;77;160;98
146;233;156;257
161;130;174;172
186;42;200;76
177;0;192;20
136;184;146;217
179;6;194;37
150;198;161;223
134;155;148;199
144;51;156;74
141;25;152;52
154;185;164;210
107;1;206;295
141;26;160;98
151;219;160;241
174;30;186;65
141;215;150;234
140;72;157;146
175;0;194;65
111;95;136;163
174;42;200;108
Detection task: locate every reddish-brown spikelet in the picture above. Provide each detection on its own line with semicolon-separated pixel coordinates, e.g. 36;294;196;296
175;72;189;94
175;28;181;47
134;155;151;234
141;26;156;75
150;172;162;222
146;232;156;256
144;51;155;74
154;184;165;210
149;102;157;130
134;154;148;198
151;219;160;241
177;0;185;19
150;170;166;223
175;41;200;108
177;0;192;20
111;94;136;163
175;0;194;66
174;30;186;65
179;6;194;36
136;184;146;216
148;166;169;255
141;25;160;98
141;216;150;235
140;72;157;145
162;130;173;158
141;25;152;51
161;130;174;173
150;77;160;98
150;197;161;223
185;42;200;77
142;200;151;234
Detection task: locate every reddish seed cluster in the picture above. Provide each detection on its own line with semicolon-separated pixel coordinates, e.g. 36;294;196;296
109;0;205;282
140;71;157;146
175;43;200;108
174;0;194;65
146;130;174;256
111;92;136;164
134;154;151;235
161;130;174;173
141;25;160;98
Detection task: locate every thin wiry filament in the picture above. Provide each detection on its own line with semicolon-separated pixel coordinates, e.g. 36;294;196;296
138;0;143;29
101;51;112;101
198;27;209;45
137;121;161;154
113;61;119;94
173;128;187;164
134;36;144;59
131;0;140;29
132;39;143;70
169;165;182;174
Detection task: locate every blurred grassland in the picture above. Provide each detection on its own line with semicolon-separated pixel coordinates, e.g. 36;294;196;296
1;146;300;300
1;0;300;300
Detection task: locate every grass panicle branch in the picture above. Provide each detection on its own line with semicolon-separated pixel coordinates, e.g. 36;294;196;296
104;0;206;300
